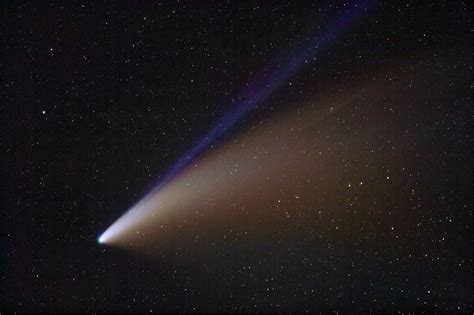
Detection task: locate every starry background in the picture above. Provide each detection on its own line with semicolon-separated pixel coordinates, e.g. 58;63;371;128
1;1;473;313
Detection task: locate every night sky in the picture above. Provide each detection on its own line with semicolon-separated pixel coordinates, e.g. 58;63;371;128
2;1;473;313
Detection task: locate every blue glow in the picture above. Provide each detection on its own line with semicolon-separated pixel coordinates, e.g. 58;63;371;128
97;1;378;244
143;0;377;197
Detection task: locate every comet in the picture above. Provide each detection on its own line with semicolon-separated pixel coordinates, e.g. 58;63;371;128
98;1;377;246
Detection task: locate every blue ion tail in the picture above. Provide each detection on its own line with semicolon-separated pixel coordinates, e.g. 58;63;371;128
97;0;378;245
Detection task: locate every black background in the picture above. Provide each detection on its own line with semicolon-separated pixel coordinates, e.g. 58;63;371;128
2;1;472;312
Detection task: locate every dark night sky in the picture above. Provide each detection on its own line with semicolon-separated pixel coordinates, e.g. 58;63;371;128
1;1;473;313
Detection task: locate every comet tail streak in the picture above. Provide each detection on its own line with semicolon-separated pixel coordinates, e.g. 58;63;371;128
98;54;462;248
98;0;376;245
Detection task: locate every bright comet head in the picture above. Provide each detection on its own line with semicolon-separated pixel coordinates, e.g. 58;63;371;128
97;235;105;244
97;199;156;246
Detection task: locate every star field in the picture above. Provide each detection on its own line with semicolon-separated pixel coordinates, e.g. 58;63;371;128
1;1;473;313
